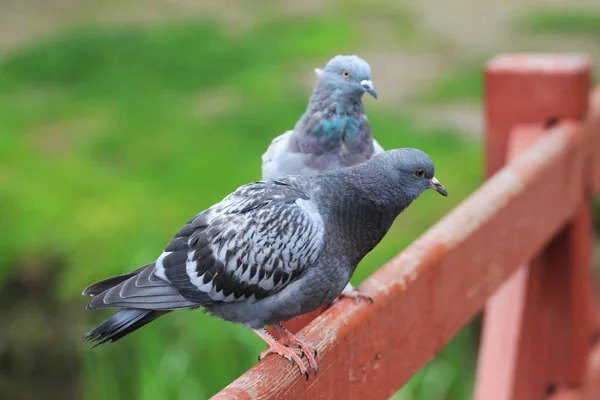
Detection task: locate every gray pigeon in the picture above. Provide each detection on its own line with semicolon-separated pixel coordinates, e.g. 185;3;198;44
262;55;384;300
83;148;447;378
262;55;383;180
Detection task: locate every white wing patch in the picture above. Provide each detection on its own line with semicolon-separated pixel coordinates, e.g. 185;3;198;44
295;198;320;220
154;251;171;281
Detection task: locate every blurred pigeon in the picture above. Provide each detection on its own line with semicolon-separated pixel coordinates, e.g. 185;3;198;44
83;148;447;378
262;55;382;180
262;55;384;300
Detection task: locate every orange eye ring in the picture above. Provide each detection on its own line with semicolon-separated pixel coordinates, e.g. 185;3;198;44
342;70;350;78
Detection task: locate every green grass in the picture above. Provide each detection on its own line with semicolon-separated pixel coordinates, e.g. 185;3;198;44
419;58;486;104
392;320;480;400
0;15;481;400
515;8;600;36
343;0;422;46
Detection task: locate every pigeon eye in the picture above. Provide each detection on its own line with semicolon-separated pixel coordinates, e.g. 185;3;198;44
415;169;425;178
342;70;350;78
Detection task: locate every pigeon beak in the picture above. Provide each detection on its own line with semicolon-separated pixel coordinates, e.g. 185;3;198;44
428;177;448;197
360;80;378;99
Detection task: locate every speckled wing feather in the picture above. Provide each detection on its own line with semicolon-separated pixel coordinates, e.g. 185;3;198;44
154;178;325;304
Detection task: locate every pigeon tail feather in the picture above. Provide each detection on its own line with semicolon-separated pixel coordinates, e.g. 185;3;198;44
82;264;148;296
84;308;169;347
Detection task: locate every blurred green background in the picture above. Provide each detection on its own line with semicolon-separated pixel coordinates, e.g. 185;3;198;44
1;1;600;399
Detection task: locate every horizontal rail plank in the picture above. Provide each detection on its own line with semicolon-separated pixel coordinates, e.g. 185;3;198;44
214;122;587;400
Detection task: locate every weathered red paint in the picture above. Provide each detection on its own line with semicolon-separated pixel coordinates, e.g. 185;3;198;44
213;123;588;400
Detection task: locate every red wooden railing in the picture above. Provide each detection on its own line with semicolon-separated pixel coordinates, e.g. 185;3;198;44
212;54;600;400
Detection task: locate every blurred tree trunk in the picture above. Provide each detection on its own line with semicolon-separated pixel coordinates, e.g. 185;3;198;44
0;254;80;400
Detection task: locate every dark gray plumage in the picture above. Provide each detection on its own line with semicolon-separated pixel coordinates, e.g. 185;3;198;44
83;148;447;376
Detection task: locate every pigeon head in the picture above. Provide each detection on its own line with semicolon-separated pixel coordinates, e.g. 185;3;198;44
317;55;377;100
358;148;447;204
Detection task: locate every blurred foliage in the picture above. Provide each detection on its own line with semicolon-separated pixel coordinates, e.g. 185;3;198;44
419;58;486;104
515;7;600;36
393;319;480;400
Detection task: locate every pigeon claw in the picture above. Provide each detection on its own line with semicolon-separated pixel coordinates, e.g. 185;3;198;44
288;340;318;377
258;341;307;376
254;326;317;379
270;324;319;378
298;345;305;358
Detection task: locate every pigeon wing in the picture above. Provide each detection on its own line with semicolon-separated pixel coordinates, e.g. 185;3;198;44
155;178;325;304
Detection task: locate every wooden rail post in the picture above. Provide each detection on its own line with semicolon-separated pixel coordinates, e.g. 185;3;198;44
474;54;594;399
